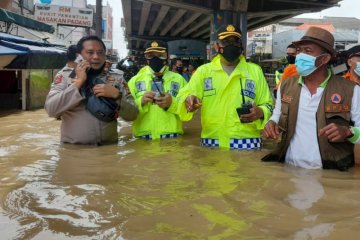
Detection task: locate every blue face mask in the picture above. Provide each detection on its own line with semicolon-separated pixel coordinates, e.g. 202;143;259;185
295;53;320;76
354;62;360;77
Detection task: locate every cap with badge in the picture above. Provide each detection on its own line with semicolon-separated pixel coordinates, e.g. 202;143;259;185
216;24;242;40
346;45;360;59
144;41;168;54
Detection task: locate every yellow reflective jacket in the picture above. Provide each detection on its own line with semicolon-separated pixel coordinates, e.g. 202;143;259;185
128;66;187;139
176;55;274;149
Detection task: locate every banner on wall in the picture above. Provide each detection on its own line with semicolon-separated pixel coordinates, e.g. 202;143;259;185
34;4;93;28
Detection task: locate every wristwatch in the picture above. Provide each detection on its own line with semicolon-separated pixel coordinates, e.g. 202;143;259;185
347;126;355;139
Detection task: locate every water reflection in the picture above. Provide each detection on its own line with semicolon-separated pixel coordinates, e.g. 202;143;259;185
1;110;360;239
286;167;324;210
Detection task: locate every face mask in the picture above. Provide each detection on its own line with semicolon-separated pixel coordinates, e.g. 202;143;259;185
354;62;360;77
286;55;296;64
149;57;165;73
87;63;105;77
176;67;183;74
295;53;322;76
220;45;241;63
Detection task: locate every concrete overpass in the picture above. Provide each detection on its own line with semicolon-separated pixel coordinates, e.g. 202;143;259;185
121;0;342;55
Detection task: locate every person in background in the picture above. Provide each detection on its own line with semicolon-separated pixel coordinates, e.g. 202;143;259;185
262;27;360;171
343;45;360;84
188;61;198;77
274;44;298;97
127;41;187;139
176;24;274;150
171;58;189;81
65;45;78;69
182;66;191;81
45;36;138;145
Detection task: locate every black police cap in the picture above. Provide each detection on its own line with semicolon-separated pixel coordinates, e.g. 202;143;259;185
346;45;360;59
144;41;168;54
217;24;242;40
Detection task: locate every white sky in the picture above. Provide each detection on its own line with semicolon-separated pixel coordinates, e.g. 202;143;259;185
296;0;359;19
87;0;126;57
59;0;360;58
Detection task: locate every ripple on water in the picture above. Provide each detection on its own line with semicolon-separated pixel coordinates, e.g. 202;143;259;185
294;223;334;239
2;153;125;239
0;145;19;157
4;181;124;238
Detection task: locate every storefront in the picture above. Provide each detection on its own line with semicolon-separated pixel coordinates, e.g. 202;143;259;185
0;33;66;110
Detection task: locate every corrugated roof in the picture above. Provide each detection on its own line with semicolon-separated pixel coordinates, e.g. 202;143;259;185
281;17;360;31
333;32;358;42
296;22;336;32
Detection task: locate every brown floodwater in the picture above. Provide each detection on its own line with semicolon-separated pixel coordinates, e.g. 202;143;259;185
1;109;360;240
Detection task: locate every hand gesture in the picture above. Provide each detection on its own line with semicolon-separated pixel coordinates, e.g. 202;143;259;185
262;120;280;140
141;91;156;106
318;123;353;142
185;95;202;112
154;93;172;109
92;84;120;99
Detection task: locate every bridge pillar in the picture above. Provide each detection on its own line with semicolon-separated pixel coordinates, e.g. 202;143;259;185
209;0;248;58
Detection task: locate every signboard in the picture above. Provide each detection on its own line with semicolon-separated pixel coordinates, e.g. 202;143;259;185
34;4;93;28
251;42;256;55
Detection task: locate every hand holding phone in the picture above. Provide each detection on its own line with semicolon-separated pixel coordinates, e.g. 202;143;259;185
75;54;84;64
73;55;91;88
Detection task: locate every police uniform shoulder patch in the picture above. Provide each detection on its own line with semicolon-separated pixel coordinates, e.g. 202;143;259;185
242;79;256;99
107;75;116;84
171;81;180;91
136;81;146;92
54;74;63;84
204;77;213;90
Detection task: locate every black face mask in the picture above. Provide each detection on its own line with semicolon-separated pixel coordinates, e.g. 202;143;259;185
176;66;183;74
87;63;105;77
220;45;241;63
286;55;296;64
149;57;165;73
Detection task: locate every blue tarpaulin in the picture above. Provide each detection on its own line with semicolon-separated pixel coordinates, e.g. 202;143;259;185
0;32;66;69
0;45;27;55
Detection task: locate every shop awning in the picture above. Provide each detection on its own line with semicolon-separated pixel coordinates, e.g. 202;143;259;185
0;32;66;69
0;45;27;55
0;8;54;33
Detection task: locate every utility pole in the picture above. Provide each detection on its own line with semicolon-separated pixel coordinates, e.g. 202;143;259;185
95;0;102;38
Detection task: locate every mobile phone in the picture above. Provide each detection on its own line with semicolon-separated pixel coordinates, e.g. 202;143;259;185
236;102;252;116
74;54;84;64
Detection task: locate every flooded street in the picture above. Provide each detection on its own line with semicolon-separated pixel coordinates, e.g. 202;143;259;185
1;109;360;239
